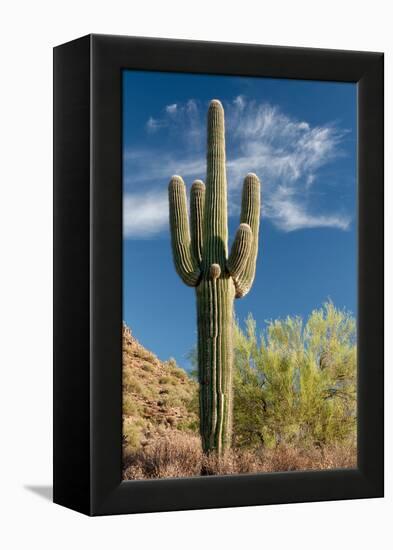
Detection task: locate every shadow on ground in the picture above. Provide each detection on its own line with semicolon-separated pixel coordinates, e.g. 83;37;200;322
24;485;52;501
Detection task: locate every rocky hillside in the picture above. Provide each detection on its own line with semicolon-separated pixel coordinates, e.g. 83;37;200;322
122;323;198;458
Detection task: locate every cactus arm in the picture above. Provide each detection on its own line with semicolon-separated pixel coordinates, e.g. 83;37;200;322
190;179;205;265
227;223;253;280
168;175;201;286
233;173;261;298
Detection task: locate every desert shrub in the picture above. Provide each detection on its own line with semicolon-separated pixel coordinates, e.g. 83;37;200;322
123;431;203;479
164;357;179;370
123;394;139;416
186;388;200;418
123;420;143;454
159;375;173;385
232;302;357;449
177;416;199;432
162;393;184;408
123;372;143;394
169;367;188;381
141;362;155;373
134;346;157;363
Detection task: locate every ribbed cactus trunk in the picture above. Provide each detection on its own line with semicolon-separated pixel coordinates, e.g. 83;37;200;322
169;100;261;454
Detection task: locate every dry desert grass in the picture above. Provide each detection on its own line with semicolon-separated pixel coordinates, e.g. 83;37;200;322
123;430;356;480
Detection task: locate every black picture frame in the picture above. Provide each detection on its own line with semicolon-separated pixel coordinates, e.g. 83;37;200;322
53;34;384;516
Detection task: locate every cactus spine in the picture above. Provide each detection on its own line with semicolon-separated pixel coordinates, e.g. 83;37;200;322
169;100;261;454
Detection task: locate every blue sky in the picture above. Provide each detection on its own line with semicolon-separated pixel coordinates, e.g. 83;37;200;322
123;70;357;371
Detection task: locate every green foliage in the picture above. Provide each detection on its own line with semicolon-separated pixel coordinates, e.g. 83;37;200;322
232;302;357;449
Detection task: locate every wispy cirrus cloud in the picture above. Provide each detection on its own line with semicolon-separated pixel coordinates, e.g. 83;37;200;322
124;149;205;184
264;185;350;232
124;96;352;238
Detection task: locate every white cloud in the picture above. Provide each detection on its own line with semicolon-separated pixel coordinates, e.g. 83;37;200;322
306;174;315;187
233;95;246;111
265;186;350;232
165;103;177;114
268;200;350;232
143;99;203;147
186;99;198;112
146;116;164;133
123;192;168;238
226;100;344;188
123;149;205;185
125;96;353;237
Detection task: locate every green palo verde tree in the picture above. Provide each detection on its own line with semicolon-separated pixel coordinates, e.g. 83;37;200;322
168;99;261;454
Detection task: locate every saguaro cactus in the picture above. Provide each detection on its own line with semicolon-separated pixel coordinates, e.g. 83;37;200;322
168;99;261;454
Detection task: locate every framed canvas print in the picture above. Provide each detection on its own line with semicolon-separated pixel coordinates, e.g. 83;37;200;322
53;34;384;516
